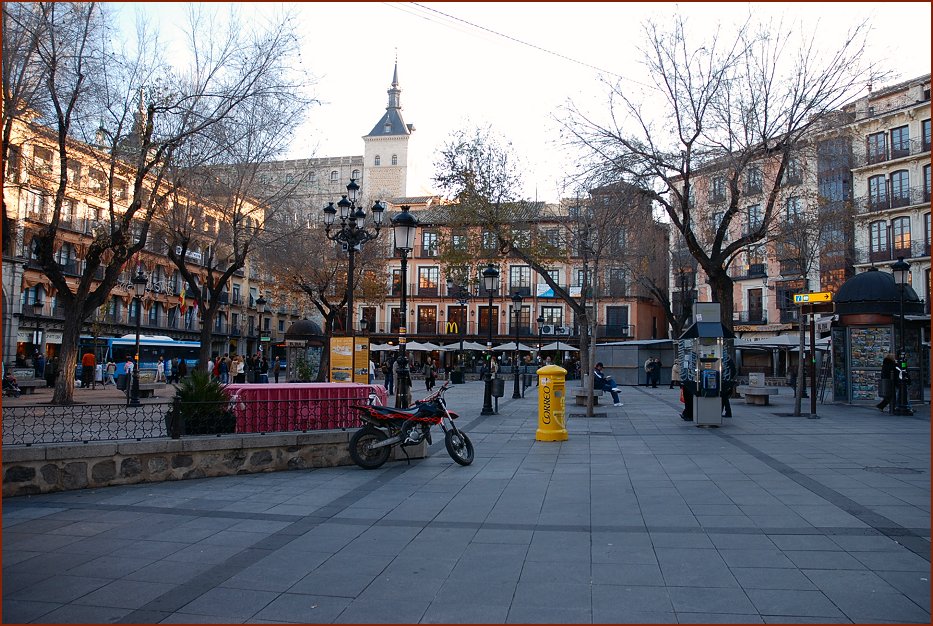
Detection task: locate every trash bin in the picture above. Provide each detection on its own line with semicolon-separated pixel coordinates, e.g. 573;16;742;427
451;370;465;384
491;377;505;398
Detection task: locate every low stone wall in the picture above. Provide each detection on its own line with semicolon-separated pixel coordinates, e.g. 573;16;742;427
3;431;424;497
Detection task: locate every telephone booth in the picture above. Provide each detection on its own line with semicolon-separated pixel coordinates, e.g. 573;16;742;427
679;303;734;427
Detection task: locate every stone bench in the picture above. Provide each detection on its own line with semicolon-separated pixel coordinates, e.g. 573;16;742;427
16;379;44;394
135;383;166;398
736;385;779;405
572;388;605;405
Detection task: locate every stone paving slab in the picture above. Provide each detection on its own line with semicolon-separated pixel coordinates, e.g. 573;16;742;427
2;381;930;623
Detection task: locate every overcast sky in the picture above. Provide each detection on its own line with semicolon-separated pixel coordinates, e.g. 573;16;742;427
123;2;931;202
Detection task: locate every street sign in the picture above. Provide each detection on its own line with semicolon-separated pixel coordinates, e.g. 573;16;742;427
794;291;832;304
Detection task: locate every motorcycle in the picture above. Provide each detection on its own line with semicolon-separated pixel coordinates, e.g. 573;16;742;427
348;380;474;469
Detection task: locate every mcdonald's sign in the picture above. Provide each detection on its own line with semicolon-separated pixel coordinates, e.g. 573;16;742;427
445;321;459;334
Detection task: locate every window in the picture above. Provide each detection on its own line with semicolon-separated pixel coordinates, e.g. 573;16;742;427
710;176;726;202
924;164;931;202
785;196;802;221
890;125;910;159
890;170;909;208
60;199;75;229
923;119;931;151
747;289;764;322
307;171;316;183
605;306;629;336
66;160;81;184
33;146;53;172
785;157;802;185
374;155;381;166
509;265;531;296
391;154;398;166
925;212;931;249
746;204;763;233
129;299;141;322
892;216;911;252
869;220;888;253
451;230;468;251
744;166;762;194
55;242;77;273
540;306;563;326
417;306;436;334
607;268;626;296
481;230;496;250
7;145;21;182
446;305;466;332
575;268;593;288
278;320;285;332
418;266;439;296
88;169;105;192
747;244;765;270
712;211;725;231
509;304;530;335
330;170;338;182
478;305;498;336
421;230;438;257
868;174;887;210
285;174;294;184
541;227;560;248
351;169;360;180
867;131;887;164
391;268;403;296
511;226;531;247
149;302;160;326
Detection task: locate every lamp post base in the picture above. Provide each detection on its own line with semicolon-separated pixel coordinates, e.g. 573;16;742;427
481;376;494;415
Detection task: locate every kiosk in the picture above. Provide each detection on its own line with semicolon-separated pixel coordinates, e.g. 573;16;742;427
679;303;734;427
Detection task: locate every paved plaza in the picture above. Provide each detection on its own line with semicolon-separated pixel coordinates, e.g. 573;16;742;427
2;381;930;623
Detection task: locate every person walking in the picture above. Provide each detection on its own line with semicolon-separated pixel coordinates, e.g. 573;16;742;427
721;352;736;418
369;358;377;385
272;357;281;383
104;360;117;386
384;357;394;394
220;355;230;384
155;356;166;382
258;357;269;383
94;362;103;388
646;357;660;388
680;350;696;421
424;357;436;391
593;362;623;406
177;359;188;380
876;353;898;412
81;351;96;389
670;359;681;390
44;357;58;388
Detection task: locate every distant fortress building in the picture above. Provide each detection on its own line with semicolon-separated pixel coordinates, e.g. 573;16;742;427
256;63;415;222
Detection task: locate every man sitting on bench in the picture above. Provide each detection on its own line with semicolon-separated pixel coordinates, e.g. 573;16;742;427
594;362;623;406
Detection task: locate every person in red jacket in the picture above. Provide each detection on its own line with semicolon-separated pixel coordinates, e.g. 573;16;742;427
81;352;96;389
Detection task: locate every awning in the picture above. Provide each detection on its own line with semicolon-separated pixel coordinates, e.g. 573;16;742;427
679;321;735;339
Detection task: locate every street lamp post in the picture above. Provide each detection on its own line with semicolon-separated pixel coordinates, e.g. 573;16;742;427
480;264;500;415
129;269;147;407
31;299;43;360
256;295;267;382
536;314;545;387
511;292;524;399
445;278;471;379
891;256;913;416
392;206;418;408
323;179;386;340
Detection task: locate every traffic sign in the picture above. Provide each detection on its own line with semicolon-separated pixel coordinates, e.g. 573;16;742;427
794;291;832;304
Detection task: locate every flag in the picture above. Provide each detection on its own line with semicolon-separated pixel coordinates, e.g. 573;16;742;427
178;290;187;314
191;299;198;317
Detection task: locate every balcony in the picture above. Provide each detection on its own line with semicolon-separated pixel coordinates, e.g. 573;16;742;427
779;259;802;277
856;240;930;265
779;308;800;324
509;285;532;298
731;263;767;280
857;137;930;168
594;324;634;338
855;186;932;214
734;311;767;325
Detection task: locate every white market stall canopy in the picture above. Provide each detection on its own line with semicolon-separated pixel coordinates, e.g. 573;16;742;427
442;341;489;351
539;341;579;352
493;342;536;351
369;343;398;351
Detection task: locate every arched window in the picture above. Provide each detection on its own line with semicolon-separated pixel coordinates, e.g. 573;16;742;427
391;154;398;166
374;155;381;166
352;169;360;180
330;170;338;182
869;220;888;255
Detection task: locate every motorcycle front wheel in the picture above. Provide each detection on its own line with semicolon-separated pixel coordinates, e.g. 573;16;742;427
349;426;391;469
445;429;474;466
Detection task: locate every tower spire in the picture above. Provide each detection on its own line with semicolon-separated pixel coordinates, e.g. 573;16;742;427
387;62;401;109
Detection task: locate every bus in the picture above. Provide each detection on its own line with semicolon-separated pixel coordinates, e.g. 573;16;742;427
78;335;201;376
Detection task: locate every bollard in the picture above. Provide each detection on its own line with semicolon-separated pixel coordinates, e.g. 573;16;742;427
536;364;568;441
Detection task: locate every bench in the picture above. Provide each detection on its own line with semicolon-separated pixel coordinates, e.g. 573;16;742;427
572;388;605;405
736;385;779;405
9;368;43;394
137;383;166;398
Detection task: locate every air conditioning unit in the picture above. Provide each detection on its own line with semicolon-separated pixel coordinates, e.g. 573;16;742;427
540;324;555;335
554;326;572;336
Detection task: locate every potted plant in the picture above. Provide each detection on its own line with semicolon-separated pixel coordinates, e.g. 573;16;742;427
165;370;235;437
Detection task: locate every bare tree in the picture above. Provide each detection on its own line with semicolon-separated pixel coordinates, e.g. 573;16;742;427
562;15;884;333
434;125;652;416
5;3;308;403
268;222;388;381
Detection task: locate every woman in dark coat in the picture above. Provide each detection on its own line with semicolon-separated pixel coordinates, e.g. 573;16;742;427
876;354;897;412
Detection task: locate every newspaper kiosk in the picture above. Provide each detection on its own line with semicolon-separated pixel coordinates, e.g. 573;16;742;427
679;303;734;427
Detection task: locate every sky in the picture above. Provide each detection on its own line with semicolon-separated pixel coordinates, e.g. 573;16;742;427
120;2;931;202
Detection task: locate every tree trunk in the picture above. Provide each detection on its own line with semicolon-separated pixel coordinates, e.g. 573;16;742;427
199;309;214;372
705;270;735;334
51;320;82;404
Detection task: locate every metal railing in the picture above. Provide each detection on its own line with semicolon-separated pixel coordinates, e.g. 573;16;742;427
734;311;767;324
2;398;365;446
856;136;930;168
855;240;930;265
854;186;929;214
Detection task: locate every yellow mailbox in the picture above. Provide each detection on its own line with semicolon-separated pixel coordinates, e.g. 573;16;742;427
536;364;568;441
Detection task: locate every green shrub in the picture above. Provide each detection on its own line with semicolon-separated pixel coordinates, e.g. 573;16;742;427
165;370;235;437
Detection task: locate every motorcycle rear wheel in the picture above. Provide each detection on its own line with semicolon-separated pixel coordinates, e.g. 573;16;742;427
445;429;474;466
349;426;391;469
